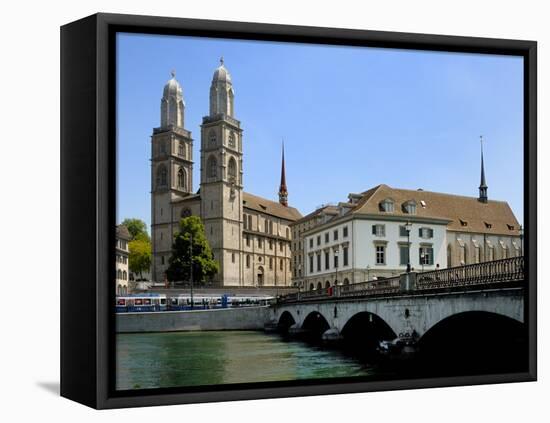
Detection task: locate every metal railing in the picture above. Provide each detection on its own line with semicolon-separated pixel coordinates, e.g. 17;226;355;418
278;256;524;304
416;256;524;290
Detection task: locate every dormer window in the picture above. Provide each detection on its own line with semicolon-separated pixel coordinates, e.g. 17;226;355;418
403;200;417;215
379;198;395;213
507;224;515;230
459;219;468;227
484;221;492;229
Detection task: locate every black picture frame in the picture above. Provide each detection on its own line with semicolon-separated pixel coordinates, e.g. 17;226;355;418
60;12;537;409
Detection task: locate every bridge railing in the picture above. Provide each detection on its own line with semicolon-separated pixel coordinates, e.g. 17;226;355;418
416;256;524;290
337;276;401;298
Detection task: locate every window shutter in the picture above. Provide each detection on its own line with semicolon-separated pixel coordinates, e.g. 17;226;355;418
429;248;434;264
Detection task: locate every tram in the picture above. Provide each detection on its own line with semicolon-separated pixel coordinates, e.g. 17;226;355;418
115;293;168;313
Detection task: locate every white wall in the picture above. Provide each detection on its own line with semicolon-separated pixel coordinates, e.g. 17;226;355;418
2;1;547;423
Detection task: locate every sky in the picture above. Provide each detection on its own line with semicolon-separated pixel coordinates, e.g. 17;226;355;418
116;32;524;230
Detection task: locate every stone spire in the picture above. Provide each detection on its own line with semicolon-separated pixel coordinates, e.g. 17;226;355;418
279;141;288;206
479;135;488;203
160;70;185;128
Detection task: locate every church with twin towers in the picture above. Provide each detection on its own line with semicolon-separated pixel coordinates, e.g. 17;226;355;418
151;59;302;287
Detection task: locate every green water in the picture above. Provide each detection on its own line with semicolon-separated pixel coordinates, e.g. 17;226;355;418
116;331;372;390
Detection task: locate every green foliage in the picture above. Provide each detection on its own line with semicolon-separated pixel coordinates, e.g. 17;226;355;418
121;218;150;242
128;239;152;279
166;216;219;284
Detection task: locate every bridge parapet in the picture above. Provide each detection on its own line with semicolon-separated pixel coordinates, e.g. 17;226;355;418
279;256;524;305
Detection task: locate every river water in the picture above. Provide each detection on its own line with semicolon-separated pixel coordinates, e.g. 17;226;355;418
116;331;374;391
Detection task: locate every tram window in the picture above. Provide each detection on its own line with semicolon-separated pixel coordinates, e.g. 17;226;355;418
135;299;143;305
144;299;151;305
160;299;166;305
117;299;126;306
171;298;178;305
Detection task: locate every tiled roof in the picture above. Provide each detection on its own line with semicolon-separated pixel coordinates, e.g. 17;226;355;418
243;192;302;221
351;184;520;236
116;225;131;240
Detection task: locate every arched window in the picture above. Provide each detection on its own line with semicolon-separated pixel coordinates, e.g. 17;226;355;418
309;283;314;291
228;132;236;148
343;278;350;285
228;89;235;116
207;156;217;178
156;164;167;187
117;269;122;280
117;284;122;295
178;142;185;157
403;200;417;214
379;198;395;212
317;281;322;290
177;168;186;190
227;157;237;182
209;130;217;146
123;270;127;281
325;280;331;288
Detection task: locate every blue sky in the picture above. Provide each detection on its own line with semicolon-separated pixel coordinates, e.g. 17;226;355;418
117;33;524;230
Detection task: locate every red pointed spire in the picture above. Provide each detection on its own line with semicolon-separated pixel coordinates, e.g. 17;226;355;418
279;140;288;206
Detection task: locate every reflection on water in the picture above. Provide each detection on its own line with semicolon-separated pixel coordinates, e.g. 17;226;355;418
116;331;372;390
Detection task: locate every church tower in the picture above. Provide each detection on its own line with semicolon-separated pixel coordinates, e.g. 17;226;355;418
279;142;288;206
200;58;244;286
151;71;194;282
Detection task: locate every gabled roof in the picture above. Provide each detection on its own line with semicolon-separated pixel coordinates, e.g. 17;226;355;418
243;192;302;221
351;184;520;236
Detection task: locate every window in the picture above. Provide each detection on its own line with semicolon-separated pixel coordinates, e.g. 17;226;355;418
403;201;417;214
375;245;386;265
343;247;349;266
269;240;273;250
314;253;320;271
258;237;262;248
265;220;269;234
343;226;348;237
243;214;248;230
372;224;386;237
333;229;338;241
228;131;236;148
269;257;273;270
419;246;434;265
227;157;237;182
270;221;274;234
177;168;185;189
178;142;184;157
248;215;252;230
399;225;408;237
280;259;284;271
279;242;283;252
309;255;313;273
232;253;235;263
474;247;481;263
209;130;216;146
245;234;250;247
399;244;409;265
419;227;434;239
334;253;339;268
207;156;217;178
380;198;395;212
317;236;321;246
325;251;330;270
156;165;167;187
286;228;290;238
309;238;313;248
325;233;329;243
246;255;250;268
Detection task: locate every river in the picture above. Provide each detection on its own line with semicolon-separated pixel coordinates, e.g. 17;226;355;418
116;331;376;390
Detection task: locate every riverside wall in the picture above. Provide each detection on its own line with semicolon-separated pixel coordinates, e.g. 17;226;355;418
116;306;272;333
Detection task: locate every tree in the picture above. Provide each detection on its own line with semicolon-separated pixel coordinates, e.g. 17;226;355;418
128;238;152;280
166;216;219;284
121;218;150;242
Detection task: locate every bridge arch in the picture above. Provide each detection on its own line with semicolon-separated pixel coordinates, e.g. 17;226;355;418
418;311;527;374
277;310;296;335
302;311;330;342
340;311;397;353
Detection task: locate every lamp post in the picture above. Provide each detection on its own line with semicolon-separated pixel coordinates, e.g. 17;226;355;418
189;233;194;309
334;249;339;287
519;225;524;256
405;221;412;273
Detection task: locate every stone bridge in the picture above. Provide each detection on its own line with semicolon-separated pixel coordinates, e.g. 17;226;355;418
271;257;525;351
